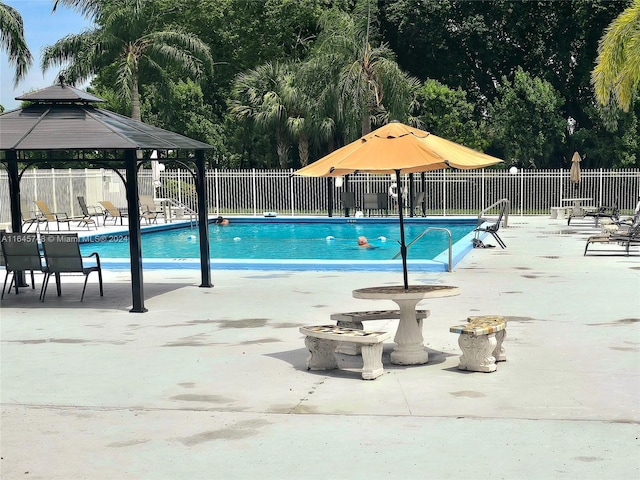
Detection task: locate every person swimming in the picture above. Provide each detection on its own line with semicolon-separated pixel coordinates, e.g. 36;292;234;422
215;216;229;226
357;236;373;248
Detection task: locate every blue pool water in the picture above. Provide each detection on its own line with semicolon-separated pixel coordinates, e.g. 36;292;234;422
80;217;479;271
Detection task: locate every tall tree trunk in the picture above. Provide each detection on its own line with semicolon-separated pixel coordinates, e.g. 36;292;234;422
131;76;141;122
298;133;310;166
276;129;290;168
361;112;371;136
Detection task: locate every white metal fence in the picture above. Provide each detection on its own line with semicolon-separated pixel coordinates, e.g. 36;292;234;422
1;168;639;224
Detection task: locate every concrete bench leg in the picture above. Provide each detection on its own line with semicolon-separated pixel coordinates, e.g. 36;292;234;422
494;330;506;362
360;343;385;380
457;333;498;372
304;337;338;371
336;320;363;355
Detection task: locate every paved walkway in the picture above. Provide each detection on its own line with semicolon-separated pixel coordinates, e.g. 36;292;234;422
1;216;638;479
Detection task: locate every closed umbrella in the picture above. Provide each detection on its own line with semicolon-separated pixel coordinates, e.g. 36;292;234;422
294;122;503;289
151;150;163;190
570;151;582;187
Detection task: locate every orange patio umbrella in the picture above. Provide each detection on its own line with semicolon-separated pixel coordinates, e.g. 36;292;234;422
294;121;503;289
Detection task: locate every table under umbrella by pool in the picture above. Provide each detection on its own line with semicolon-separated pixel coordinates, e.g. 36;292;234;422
353;285;461;365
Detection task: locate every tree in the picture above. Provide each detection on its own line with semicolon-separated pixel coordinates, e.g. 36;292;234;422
231;61;306;168
311;0;418;137
488;67;566;168
0;2;33;86
44;0;213;121
592;0;640;112
413;79;488;151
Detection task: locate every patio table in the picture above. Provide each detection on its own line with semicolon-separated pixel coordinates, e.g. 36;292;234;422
352;285;460;365
561;197;593;217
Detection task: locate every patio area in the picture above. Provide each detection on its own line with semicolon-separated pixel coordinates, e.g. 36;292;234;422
1;216;638;479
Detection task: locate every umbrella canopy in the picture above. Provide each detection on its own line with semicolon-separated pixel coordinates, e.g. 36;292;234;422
294;122;503;289
295;122;502;177
570;151;582;185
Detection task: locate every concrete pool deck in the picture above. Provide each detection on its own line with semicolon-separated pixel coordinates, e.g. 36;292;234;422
1;216;639;479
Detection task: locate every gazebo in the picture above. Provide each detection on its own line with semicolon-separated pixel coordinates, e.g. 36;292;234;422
0;83;214;312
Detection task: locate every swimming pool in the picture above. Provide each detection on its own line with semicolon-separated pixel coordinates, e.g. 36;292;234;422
80;217;479;272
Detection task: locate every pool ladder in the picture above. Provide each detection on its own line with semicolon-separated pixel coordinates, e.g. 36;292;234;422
393;227;453;272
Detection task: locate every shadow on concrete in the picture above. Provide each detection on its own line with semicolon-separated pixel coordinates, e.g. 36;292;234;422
0;280;198;311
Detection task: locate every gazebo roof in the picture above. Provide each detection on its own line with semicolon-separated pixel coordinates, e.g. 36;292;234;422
1;84;213;151
15;83;106;103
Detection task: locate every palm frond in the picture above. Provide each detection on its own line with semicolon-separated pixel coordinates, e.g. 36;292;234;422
0;3;33;86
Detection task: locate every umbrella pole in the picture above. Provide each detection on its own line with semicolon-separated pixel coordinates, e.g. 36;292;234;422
396;169;409;290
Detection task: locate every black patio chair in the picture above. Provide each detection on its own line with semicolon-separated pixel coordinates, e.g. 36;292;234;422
474;202;508;249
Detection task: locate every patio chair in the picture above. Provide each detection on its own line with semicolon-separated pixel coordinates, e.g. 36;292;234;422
1;232;45;299
40;233;103;302
77;196;103;227
340;192;359;215
138;195;161;224
363;193;388;217
474;201;508;249
411;191;426;216
21;200;48;232
35;200;74;231
99;200;128;225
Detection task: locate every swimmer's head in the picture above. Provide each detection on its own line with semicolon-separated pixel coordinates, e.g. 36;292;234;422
357;236;368;246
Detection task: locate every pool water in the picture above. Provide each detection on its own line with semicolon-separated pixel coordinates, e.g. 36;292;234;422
80;218;476;262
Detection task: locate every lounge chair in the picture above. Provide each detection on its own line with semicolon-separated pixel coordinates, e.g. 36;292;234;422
474;201;508;249
35;200;74;231
40;233;103;301
1;232;45;299
77;196;103;227
363;193;388;216
569;203;618;226
21;201;48;232
584;218;640;256
138;195;161;224
99;200;128;225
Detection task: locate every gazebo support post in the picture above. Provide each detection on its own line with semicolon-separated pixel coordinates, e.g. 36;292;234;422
409;173;415;217
327;177;333;217
125;149;147;313
195;150;212;288
6;151;27;287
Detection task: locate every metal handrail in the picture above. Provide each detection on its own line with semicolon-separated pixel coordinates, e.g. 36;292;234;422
478;198;510;227
393;227;453;272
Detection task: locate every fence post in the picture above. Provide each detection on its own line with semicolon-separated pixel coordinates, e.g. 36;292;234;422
289;169;295;216
599;168;604;206
520;169;524;216
481;169;485;213
252;168;257;216
442;169;447;216
214;168;220;216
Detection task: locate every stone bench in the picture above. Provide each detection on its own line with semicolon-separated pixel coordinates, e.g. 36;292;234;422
330;309;430;355
300;325;392;380
450;315;507;373
550;207;569;219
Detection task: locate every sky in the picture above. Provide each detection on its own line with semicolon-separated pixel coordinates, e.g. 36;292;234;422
1;0;93;111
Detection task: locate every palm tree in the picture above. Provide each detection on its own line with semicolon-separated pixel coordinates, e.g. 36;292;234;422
592;0;640;112
44;0;213;122
231;61;315;168
0;2;33;86
311;1;417;137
